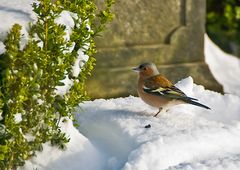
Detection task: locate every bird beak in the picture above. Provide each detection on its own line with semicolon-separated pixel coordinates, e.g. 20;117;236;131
132;67;140;72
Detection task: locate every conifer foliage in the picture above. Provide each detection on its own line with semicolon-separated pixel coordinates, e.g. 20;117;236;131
0;0;113;169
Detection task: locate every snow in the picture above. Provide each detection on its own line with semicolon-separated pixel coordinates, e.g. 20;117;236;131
205;35;240;96
14;113;22;123
0;41;5;54
22;120;104;170
55;10;75;42
1;1;240;170
0;0;34;41
21;77;240;170
0;0;33;53
72;49;89;78
73;78;240;170
55;75;74;96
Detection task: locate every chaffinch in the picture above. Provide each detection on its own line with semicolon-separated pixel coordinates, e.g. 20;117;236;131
133;63;210;117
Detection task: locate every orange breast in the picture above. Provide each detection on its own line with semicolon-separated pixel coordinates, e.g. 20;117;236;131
137;79;170;108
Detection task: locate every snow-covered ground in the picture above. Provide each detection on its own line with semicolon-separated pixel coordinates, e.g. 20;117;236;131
22;76;240;170
1;1;240;170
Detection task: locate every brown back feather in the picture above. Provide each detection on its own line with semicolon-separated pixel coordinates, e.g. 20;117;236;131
144;75;173;89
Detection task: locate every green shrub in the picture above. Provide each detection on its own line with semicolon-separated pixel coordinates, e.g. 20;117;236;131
207;0;240;56
0;0;113;169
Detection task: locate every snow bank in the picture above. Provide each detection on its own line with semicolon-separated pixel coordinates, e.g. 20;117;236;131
0;0;33;54
73;77;240;170
20;120;104;170
205;35;240;96
22;77;240;170
0;0;34;41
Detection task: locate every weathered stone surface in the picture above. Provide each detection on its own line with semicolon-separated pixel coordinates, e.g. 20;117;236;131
87;62;222;98
96;0;181;47
87;0;222;98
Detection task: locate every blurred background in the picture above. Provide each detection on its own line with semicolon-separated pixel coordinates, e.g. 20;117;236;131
207;0;240;58
88;0;240;98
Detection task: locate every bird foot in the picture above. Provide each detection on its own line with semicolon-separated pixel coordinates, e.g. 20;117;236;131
153;108;163;117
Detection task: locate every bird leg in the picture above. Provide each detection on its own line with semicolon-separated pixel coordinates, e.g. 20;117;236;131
154;107;162;117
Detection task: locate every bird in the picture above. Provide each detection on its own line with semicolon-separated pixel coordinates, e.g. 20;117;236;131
133;62;210;117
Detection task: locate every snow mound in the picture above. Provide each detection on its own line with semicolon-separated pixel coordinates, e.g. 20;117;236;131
20;120;104;170
0;0;34;40
73;77;240;170
21;77;240;170
205;35;240;96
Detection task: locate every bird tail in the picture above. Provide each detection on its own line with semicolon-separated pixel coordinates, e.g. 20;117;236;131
183;98;211;110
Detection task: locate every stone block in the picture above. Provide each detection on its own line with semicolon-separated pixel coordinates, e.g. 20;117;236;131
87;0;223;98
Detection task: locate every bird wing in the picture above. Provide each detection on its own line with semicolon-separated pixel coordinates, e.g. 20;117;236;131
144;74;173;89
143;75;198;100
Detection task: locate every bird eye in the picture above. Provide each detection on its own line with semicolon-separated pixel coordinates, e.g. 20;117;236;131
139;64;147;71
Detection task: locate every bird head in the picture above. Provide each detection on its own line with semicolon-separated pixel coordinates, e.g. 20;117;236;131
133;63;159;78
